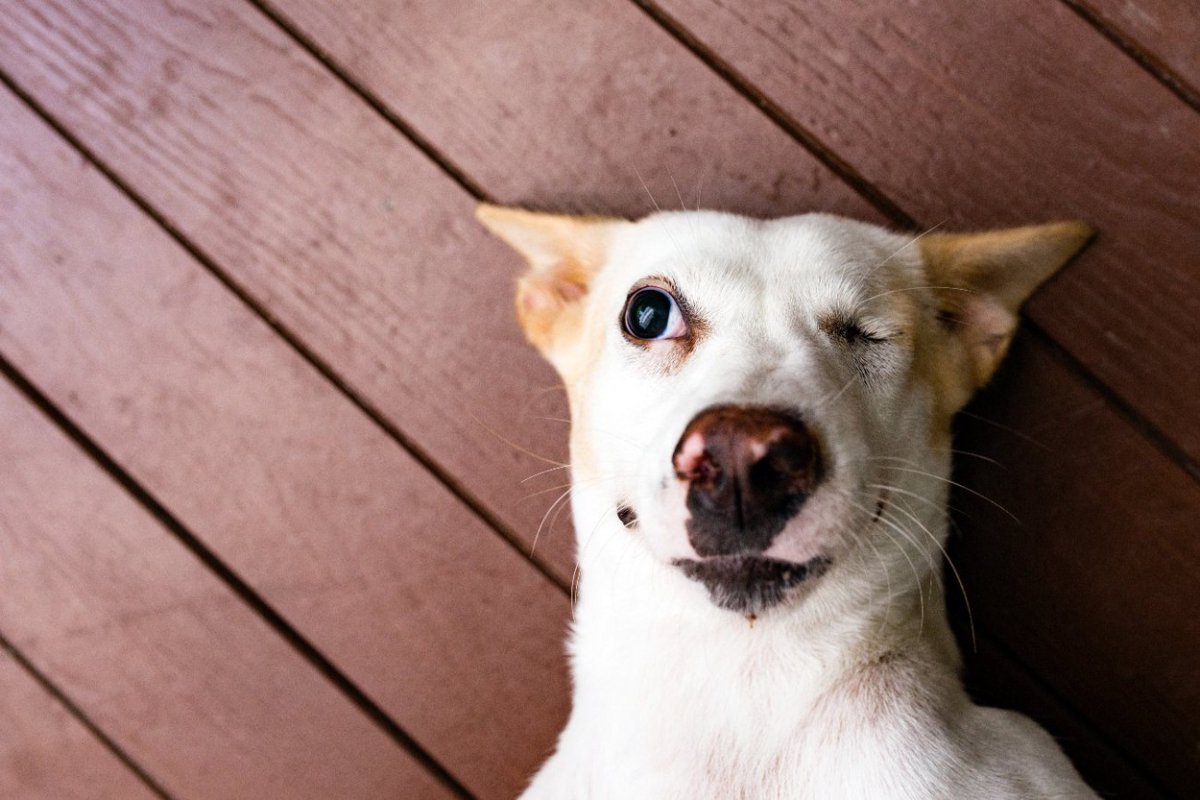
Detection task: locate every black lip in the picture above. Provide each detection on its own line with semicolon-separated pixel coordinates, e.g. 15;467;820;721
672;554;831;615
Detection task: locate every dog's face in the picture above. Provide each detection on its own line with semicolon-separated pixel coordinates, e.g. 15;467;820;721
480;207;1089;616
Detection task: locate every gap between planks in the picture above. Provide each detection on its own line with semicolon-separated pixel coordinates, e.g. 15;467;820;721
257;0;1200;494
0;65;562;598
962;619;1175;799
0;3;1180;795
0;630;175;800
626;0;1200;486
0;352;475;800
242;0;1192;790
1059;0;1200;113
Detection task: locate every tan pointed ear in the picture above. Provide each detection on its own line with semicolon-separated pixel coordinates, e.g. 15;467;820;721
921;221;1093;398
476;203;625;364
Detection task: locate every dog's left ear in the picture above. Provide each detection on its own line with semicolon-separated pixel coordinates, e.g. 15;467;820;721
477;204;626;371
921;221;1093;404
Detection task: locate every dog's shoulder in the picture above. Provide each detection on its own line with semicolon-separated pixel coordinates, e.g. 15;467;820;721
810;647;1096;799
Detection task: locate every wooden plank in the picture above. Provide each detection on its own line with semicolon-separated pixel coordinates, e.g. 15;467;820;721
0;0;883;584
947;334;1200;795
181;4;1199;789
962;636;1166;800
0;380;453;800
1;0;1191;793
0;647;160;800
645;0;1200;464
1077;0;1200;100
259;0;882;219
0;84;568;798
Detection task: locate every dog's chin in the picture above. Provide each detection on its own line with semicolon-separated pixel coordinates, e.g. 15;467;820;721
672;554;831;616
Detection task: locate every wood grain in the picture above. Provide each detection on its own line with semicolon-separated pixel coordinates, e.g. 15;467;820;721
1079;0;1200;98
188;4;1199;789
263;0;882;219
0;0;886;584
0;83;568;799
2;0;1195;794
949;334;1200;795
652;0;1200;463
0;380;453;799
0;648;159;800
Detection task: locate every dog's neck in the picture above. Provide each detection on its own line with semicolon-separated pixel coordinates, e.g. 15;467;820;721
566;490;961;741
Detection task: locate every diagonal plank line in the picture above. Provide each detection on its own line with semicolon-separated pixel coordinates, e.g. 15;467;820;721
1;4;1182;794
623;5;1197;789
238;1;1192;791
252;0;1200;494
251;0;488;202
0;353;475;800
1024;323;1200;484
1059;0;1200;114
970;628;1176;799
627;0;920;229
0;66;566;597
238;3;1189;791
627;0;1200;488
0;631;176;800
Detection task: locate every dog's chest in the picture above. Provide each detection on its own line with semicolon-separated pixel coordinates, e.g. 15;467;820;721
563;639;861;798
547;699;902;800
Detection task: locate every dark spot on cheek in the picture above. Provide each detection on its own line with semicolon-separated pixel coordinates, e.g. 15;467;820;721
617;504;638;529
872;496;886;522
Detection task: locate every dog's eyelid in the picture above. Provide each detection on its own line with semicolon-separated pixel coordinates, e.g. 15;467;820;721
818;311;895;345
625;274;679;298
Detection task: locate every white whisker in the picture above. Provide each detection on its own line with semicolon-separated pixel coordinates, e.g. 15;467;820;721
888;497;976;652
874;465;1020;524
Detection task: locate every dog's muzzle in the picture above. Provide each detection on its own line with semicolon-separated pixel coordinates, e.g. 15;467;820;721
672;554;831;615
670;405;826;614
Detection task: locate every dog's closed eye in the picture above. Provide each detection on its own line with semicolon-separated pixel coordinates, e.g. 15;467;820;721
819;313;892;346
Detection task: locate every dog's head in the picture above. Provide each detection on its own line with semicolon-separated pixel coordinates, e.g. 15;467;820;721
480;206;1090;617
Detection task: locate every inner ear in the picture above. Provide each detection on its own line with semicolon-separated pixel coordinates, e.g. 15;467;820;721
476;204;626;366
921;221;1093;397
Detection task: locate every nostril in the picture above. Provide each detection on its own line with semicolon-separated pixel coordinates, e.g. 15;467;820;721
672;405;823;556
763;435;816;480
673;431;713;481
692;453;721;486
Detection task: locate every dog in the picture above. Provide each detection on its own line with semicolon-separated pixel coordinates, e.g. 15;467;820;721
478;203;1098;799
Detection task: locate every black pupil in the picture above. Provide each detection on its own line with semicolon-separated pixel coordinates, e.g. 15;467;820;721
627;289;671;339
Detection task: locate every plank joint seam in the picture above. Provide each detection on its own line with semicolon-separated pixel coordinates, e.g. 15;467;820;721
0;351;475;800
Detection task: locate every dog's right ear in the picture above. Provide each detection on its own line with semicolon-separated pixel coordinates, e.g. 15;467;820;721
476;204;625;369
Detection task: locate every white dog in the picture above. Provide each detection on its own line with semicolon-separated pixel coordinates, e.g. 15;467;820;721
478;204;1098;800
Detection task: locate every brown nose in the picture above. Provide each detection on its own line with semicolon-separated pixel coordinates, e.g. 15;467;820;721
672;405;821;557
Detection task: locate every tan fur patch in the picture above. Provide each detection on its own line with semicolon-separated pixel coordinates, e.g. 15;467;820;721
918;221;1092;410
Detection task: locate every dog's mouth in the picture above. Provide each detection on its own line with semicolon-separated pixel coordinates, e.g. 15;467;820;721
672;554;831;616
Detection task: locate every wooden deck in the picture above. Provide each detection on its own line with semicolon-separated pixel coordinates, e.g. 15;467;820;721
0;1;1196;797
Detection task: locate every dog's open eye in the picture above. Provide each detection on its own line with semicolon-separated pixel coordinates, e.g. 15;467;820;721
622;287;688;341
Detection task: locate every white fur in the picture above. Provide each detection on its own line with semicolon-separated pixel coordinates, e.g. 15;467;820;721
518;212;1097;799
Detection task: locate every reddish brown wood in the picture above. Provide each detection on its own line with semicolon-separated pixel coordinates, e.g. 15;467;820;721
963;636;1165;800
1078;0;1200;100
262;0;882;219
650;0;1200;465
0;648;159;800
0;381;453;799
182;4;1198;788
0;0;884;585
948;334;1200;794
0;85;567;798
2;0;1196;794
